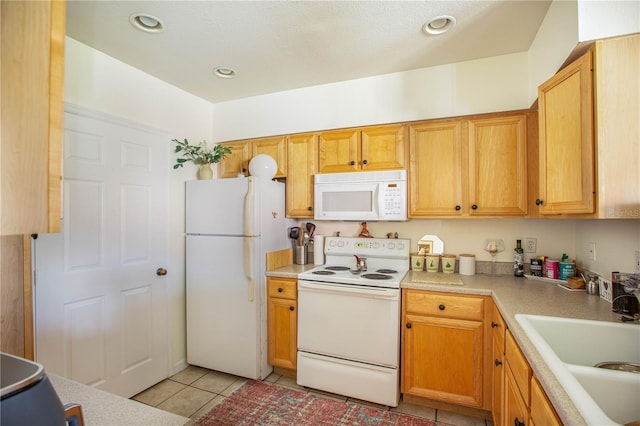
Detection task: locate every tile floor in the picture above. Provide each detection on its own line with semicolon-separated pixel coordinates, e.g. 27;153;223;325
132;365;494;426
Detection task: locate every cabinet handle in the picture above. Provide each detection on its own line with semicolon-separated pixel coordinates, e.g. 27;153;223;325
363;160;368;165
439;304;445;311
242;167;247;173
455;205;461;211
289;306;295;311
277;288;283;293
514;418;525;426
495;359;503;367
536;198;544;206
471;204;478;210
491;321;498;328
406;323;412;329
307;206;313;211
350;160;356;166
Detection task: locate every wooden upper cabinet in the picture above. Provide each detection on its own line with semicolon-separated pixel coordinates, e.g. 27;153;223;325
408;120;465;217
317;124;406;173
1;0;65;235
286;133;317;218
217;136;286;179
252;136;287;178
217;140;252;178
317;129;360;173
468;114;527;216
537;49;595;215
360;124;406;170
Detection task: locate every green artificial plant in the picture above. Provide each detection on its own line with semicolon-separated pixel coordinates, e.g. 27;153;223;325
171;138;232;169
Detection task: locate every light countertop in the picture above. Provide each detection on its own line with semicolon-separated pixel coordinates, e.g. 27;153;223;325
50;375;188;426
267;264;624;425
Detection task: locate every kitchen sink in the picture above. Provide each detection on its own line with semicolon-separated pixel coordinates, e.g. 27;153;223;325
515;314;640;425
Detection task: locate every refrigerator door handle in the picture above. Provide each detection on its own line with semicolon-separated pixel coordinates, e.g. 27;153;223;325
245;237;254;302
244;177;254;236
244;178;255;301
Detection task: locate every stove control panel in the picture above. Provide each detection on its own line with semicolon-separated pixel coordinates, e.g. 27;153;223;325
325;237;409;258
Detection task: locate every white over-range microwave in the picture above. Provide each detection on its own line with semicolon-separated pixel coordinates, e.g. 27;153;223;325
313;170;407;221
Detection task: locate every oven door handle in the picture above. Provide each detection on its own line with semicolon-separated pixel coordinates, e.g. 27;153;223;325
298;280;399;299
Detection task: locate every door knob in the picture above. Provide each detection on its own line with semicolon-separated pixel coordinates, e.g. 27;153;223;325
156;268;167;276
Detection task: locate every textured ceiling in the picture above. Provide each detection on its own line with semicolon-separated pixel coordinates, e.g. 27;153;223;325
66;1;552;103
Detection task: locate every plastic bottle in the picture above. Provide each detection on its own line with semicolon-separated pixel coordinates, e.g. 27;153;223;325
514;240;524;277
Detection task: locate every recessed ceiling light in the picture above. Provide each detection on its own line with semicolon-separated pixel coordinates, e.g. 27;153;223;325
422;15;456;35
213;67;238;79
129;13;164;33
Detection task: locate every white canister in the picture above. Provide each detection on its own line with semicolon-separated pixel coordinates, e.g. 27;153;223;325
459;253;476;276
411;254;424;271
313;235;325;265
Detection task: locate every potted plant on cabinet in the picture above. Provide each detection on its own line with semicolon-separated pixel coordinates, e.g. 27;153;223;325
171;138;232;180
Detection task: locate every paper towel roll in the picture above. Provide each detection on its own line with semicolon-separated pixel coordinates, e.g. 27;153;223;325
314;235;325;265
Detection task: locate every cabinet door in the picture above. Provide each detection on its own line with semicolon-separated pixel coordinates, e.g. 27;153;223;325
267;297;297;370
402;313;483;407
361;125;406;171
253;136;287;178
505;364;529;426
217;141;251;178
538;50;595;214
1;0;65;234
468;114;527;216
530;377;562;426
492;336;505;426
408;121;464;217
286;133;317;217
317;129;360;173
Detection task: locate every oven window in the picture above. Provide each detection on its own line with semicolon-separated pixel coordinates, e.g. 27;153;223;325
322;191;372;212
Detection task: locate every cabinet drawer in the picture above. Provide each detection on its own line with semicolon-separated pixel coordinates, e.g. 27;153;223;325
267;278;297;300
505;330;531;405
404;290;484;321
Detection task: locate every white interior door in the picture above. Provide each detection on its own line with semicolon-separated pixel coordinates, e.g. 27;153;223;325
34;105;170;398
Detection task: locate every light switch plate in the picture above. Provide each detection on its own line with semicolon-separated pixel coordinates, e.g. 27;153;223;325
598;276;612;303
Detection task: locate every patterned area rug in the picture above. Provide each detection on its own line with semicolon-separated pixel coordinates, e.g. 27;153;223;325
194;380;440;425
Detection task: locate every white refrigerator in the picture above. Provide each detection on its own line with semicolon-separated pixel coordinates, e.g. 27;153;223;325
185;177;288;379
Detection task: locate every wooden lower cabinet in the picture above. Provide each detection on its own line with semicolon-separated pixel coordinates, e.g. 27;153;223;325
530;377;562;426
267;277;297;373
501;329;563;426
504;363;529;426
491;303;507;426
401;290;491;410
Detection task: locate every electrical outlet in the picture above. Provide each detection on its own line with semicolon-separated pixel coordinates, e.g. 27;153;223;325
524;238;537;253
635;250;640;272
587;243;596;261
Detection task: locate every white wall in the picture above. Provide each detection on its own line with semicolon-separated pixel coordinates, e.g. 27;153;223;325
212;52;529;142
577;0;640;42
574;220;640;278
65;37;213;373
527;0;580;103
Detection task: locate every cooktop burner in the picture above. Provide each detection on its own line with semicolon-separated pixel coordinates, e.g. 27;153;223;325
361;273;392;280
325;266;350;271
312;270;336;275
376;269;398;274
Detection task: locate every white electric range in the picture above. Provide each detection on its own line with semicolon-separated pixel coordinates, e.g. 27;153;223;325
296;236;410;407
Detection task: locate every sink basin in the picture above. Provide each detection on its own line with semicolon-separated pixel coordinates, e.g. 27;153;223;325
516;314;640;425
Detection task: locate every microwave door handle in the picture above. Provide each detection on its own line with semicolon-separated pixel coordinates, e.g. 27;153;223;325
375;184;382;217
